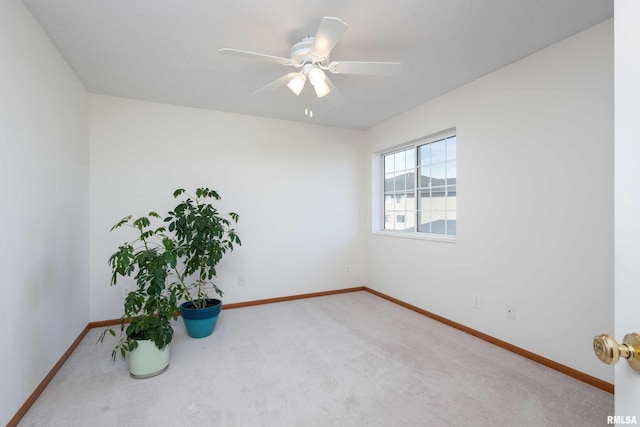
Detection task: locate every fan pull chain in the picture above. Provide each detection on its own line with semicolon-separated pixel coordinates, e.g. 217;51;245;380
305;91;313;118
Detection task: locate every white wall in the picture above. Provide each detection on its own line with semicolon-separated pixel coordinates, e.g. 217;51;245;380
365;20;613;382
0;0;89;424
614;0;640;415
89;95;366;321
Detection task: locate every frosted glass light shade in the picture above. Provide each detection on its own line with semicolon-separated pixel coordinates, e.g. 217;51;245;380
313;81;331;98
308;67;326;86
287;74;306;96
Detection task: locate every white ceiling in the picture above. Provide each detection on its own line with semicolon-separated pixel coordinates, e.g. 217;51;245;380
21;0;612;130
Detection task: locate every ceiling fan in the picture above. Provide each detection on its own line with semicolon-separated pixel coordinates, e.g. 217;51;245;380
219;17;402;102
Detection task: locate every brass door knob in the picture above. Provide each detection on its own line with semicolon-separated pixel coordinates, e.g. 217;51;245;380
593;332;640;372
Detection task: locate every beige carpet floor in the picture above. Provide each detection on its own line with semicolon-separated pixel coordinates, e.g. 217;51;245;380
19;291;612;426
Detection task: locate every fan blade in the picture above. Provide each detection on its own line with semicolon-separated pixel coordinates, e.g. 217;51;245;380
251;73;299;96
328;61;402;76
218;48;292;65
310;17;348;58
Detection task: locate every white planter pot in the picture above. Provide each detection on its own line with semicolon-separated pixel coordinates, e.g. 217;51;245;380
129;340;170;379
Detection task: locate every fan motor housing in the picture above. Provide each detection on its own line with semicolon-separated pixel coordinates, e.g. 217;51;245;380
290;36;328;67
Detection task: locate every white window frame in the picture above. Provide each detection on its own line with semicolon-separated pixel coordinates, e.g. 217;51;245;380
373;129;457;243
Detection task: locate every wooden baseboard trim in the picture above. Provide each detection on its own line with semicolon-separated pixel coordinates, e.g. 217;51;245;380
88;318;122;328
222;286;367;310
87;287;368;328
7;324;91;427
363;287;614;394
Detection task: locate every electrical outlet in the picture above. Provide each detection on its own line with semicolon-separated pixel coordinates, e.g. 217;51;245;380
238;276;246;287
472;294;481;309
505;304;516;320
346;265;351;274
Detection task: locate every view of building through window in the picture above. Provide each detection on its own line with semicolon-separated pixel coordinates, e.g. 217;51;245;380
383;134;456;236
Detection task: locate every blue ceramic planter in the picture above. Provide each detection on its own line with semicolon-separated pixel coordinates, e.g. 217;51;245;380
180;299;222;338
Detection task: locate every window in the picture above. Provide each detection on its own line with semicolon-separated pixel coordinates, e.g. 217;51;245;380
383;133;456;237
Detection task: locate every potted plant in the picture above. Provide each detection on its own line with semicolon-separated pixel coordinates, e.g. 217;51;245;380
165;188;241;338
98;213;180;378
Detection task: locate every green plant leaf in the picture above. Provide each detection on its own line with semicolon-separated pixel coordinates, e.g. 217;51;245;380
110;215;132;231
133;216;151;229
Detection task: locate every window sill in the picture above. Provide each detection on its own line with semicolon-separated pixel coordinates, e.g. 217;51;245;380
371;230;456;243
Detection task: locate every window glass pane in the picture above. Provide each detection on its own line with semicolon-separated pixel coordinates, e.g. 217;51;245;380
445;193;457;211
387;174;399;192
430;139;446;163
384;194;394;211
446;161;457;185
384;173;394;192
405;171;415;191
431;217;446;234
394;151;406;171
447;136;456;160
395;193;407;211
446;185;456;206
398;172;410;192
446;211;457;235
398;212;415;232
431;163;446;185
418;211;430;233
406;149;415;170
384;154;394;173
406;192;416;211
420;213;452;234
431;188;447;234
418;189;431;211
431;189;446;212
384;211;394;230
419;144;430;166
419;166;430;188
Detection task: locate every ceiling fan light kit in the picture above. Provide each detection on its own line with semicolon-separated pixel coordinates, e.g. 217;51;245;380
219;16;402;115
